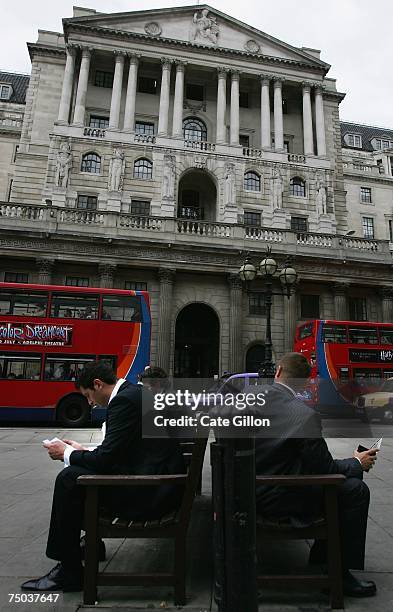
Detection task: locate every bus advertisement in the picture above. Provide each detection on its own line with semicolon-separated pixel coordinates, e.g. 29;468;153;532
0;282;151;426
294;319;393;415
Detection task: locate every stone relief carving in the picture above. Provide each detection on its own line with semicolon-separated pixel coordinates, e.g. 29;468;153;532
224;163;236;206
244;39;260;53
271;168;283;210
194;155;207;169
162;154;176;200
144;22;162;36
55;141;72;188
108;148;125;192
192;9;219;45
316;173;327;216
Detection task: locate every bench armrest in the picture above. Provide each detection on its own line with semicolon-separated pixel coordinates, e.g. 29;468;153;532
77;474;187;487
256;475;346;487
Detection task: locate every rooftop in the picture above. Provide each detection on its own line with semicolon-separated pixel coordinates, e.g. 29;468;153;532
0;71;30;104
341;121;393;153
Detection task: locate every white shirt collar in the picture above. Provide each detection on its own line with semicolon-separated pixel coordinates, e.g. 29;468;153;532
275;380;297;398
109;378;126;404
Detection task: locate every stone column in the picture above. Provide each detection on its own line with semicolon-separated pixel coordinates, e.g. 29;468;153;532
123;53;139;132
157;58;172;136
228;274;243;372
260;75;271;149
230;70;240;146
302;82;314;156
216;68;227;144
99;263;116;289
109;52;125;130
73;47;91;126
156;268;176;372
284;289;297;353
332;282;349;320
380;289;393;323
172;61;185;138
314;85;327;157
36;258;54;285
273;78;284;151
57;45;76;124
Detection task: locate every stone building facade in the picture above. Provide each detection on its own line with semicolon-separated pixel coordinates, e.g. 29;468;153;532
0;5;392;377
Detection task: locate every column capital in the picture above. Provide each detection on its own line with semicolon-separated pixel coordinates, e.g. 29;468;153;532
230;69;240;80
217;67;229;77
161;57;173;68
260;73;273;82
80;46;93;59
158;267;176;284
301;80;313;91
174;60;187;71
331;281;350;295
313;82;326;92
127;52;141;64
273;76;284;84
113;50;126;61
36;258;55;273
379;287;393;300
228;273;243;290
98;262;117;274
65;44;77;57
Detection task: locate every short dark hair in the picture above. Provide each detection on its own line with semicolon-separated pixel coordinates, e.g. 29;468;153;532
75;360;117;389
278;352;311;380
139;366;168;381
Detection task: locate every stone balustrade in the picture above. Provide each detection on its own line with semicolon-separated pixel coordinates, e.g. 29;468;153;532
134;134;156;144
119;214;162;230
297;232;333;247
288;153;306;164
242;147;263;158
343;160;384;176
245;226;284;242
184;139;216;152
83;127;106;138
343;236;379;251
177;219;233;237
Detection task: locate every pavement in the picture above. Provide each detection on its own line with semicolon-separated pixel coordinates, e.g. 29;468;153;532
0;426;392;612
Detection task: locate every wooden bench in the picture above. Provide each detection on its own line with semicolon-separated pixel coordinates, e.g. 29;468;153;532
256;474;345;610
78;435;207;606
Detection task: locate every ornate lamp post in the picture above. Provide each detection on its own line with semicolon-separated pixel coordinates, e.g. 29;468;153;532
239;247;297;378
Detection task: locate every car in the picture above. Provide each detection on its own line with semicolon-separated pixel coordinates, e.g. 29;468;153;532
355;377;393;424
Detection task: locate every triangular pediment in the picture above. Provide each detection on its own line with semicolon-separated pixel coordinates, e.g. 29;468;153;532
66;5;329;69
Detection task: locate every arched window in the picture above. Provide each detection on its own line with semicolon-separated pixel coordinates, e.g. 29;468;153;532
133;158;153;179
81;152;101;174
183;117;207;141
244;171;261;191
290;176;306;197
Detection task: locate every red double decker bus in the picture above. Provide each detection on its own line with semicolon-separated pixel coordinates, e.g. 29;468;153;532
0;282;151;426
294;319;393;414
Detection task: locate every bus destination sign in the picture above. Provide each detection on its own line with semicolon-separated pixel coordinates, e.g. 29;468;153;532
349;348;393;363
0;322;73;346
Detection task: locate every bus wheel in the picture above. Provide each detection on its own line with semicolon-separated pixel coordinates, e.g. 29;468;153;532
382;407;393;425
57;396;90;427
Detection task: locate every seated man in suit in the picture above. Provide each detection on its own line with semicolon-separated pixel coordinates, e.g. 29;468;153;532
21;361;186;592
256;352;378;598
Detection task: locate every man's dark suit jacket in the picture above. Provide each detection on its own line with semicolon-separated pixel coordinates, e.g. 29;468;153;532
255;382;363;520
70;381;186;520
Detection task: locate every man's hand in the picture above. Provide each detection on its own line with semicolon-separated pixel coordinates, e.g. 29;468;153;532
43;440;67;461
354;448;379;471
63;439;87;451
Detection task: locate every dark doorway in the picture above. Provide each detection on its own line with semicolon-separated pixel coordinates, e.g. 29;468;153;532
246;344;265;372
174;303;219;377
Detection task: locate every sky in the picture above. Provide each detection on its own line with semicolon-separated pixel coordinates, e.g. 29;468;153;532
1;0;392;128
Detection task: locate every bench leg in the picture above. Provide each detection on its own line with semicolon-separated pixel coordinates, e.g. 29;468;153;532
174;536;186;605
325;488;344;610
83;488;99;605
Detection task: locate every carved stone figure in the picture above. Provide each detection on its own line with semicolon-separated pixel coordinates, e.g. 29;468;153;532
271;168;283;210
55;141;72;188
108;148;125;192
192;9;219;44
162;154;176;200
224;163;236;205
316;173;327;215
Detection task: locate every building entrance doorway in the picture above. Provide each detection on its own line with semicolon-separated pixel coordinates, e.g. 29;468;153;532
246;344;266;372
174;303;219;377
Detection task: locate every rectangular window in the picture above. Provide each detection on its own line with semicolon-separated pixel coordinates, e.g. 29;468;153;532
0;84;12;100
360;187;372;203
94;71;113;88
77;195;97;210
7;179;13;201
348;298;368;322
346;133;362;148
380;328;393;345
4;272;28;284
239;134;250;148
291;217;308;232
322;324;347;344
138;76;157;94
65;277;89;289
185;83;204;101
239;91;249;108
348;326;378;344
244;211;261;227
101;294;142;322
300;294;320;319
0;291;48;317
0;353;41;380
89;115;109;128
362;217;374;239
124;281;148;291
249;293;266;316
44;354;95;381
135;121;155;136
12;144;19;163
389;220;393;242
50;292;99;318
130;200;150;216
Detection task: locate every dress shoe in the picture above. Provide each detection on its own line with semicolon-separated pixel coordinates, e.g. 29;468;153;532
343;570;376;597
80;535;106;561
21;563;82;592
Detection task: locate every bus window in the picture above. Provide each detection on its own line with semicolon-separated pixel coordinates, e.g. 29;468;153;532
339;367;349;381
101;295;142;322
348;327;378;345
0;353;42;380
99;355;117;371
322;325;347;344
298;323;314;339
380;328;393;345
383;370;393;379
44;354;95;382
353;368;381;383
0;291;48;317
50;293;99;319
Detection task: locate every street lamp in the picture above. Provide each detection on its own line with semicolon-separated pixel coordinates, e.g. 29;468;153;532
239;247;297;379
